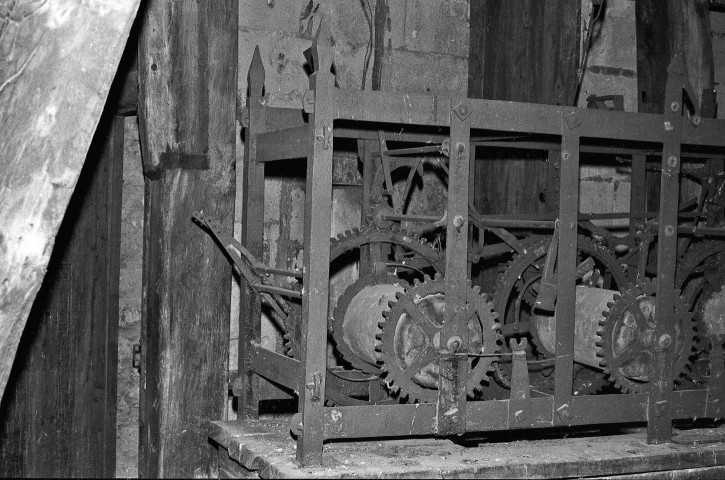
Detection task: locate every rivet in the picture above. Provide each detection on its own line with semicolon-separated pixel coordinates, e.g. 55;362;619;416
456;142;465;154
453;215;465;230
691;114;702;127
562;151;570;160
458;105;469;116
664;225;675;236
667;155;678;168
670;101;680;112
658;333;672;350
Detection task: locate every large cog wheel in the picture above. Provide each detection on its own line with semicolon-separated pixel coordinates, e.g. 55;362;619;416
378;274;500;403
329;226;445;373
676;240;725;387
596;279;695;393
492;235;627;394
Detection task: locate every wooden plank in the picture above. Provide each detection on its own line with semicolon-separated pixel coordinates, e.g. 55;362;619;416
0;111;124;477
0;0;139;404
256;125;310;162
137;0;237;477
250;346;300;391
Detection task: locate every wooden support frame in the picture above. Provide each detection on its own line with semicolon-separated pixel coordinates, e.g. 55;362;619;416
233;25;725;467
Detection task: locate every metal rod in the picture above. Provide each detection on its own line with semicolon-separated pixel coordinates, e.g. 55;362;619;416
250;283;302;299
258;266;303;279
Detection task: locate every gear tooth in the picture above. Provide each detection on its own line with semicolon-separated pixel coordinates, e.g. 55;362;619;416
413;278;422;286
472;285;481;295
602;310;609;318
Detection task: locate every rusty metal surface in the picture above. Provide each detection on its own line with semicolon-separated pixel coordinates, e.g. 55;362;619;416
204;26;725;467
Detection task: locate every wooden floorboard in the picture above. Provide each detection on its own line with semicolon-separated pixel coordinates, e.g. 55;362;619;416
208;419;725;479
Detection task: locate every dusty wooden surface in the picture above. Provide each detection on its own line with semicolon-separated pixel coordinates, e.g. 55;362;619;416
137;0;237;476
208;419;725;479
0;0;139;403
468;0;580;216
0;111;123;478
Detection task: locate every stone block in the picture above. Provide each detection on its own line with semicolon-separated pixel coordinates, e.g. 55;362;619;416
383;49;468;96
403;0;469;57
239;0;310;35
586;0;637;71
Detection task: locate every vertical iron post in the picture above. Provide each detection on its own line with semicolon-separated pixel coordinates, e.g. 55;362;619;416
647;57;684;443
554;111;580;423
296;23;335;466
437;100;472;435
238;47;266;420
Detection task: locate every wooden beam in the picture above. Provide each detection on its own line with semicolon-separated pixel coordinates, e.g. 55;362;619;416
0;110;124;478
137;0;237;477
0;0;139;404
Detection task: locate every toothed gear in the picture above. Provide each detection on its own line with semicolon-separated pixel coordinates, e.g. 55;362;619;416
492;235;627;392
596;279;696;393
676;240;725;387
495;235;628;313
328;226;445;373
378;275;500;403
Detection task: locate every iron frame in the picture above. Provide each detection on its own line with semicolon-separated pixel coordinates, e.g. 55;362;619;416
237;35;725;466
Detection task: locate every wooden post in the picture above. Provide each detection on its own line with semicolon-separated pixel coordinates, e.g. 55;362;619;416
0;0;139;403
137;1;237;476
636;0;716;209
468;0;579;216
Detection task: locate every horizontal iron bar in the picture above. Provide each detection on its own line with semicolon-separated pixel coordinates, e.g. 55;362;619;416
256;125;310;162
471;139;725;159
333;90;725;147
319;389;715;440
250;283;302;298
334;127;447;144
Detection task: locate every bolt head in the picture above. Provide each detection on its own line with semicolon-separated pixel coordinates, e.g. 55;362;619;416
447;336;462;351
658;333;673;350
453;215;465;229
691;114;702;126
664;225;675;237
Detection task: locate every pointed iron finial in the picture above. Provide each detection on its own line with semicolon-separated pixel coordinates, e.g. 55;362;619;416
248;46;265;98
312;17;335;75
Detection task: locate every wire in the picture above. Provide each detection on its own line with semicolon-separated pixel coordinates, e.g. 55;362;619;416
360;0;373;90
573;0;606;106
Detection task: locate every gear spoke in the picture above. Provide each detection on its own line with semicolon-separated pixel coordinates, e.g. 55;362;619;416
403;302;440;339
629;302;651;332
400;344;438;381
608;342;645;370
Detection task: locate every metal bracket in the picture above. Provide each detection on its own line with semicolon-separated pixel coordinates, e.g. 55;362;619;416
305;372;323;403
705;335;725;419
508;338;532;427
535;222;560;311
452;101;471;121
303;89;315;113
